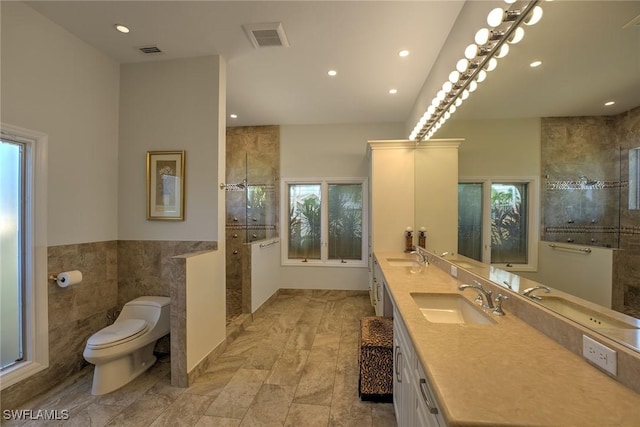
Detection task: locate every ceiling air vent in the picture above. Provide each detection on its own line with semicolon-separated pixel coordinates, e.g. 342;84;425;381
242;22;290;48
138;45;163;55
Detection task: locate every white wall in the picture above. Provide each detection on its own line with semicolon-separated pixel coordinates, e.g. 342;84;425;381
437;118;541;177
280;123;404;290
186;250;225;371
1;2;120;246
118;56;224;241
251;239;281;312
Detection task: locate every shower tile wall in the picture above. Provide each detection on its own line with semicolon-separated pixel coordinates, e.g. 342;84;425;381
541;106;640;316
1;241;118;410
226;126;280;319
541;116;621;248
616;106;640;317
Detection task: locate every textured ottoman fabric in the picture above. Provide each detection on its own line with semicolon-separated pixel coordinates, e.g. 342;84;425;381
358;316;393;401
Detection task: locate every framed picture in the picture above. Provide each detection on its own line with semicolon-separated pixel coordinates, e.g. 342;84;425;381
146;150;185;220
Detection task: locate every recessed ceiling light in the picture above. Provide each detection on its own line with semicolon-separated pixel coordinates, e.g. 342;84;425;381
327;70;337;77
530;60;542;68
230;114;238;119
389;89;398;94
605;101;615;106
114;24;130;34
398;50;410;57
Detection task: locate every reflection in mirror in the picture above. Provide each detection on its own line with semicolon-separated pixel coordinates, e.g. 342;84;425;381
416;1;640;351
631;147;640;210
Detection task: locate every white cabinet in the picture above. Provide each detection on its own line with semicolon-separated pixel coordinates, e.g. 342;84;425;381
368;141;415;254
393;307;446;427
414;358;446;427
393;307;414;427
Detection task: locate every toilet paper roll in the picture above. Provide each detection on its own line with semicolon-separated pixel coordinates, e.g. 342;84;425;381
57;270;83;288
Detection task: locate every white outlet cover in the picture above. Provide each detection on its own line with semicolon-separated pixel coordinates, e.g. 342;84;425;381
582;335;617;376
450;265;458;277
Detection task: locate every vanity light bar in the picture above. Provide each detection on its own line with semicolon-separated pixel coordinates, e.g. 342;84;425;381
410;0;542;142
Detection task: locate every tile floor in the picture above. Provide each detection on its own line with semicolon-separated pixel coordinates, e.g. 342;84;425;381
4;291;397;427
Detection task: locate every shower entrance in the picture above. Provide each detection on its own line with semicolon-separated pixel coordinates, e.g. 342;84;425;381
225;126;279;323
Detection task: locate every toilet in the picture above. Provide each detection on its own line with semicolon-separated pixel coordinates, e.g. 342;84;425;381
83;296;171;395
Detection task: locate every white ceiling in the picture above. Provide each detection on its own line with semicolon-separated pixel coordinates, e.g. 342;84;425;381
26;1;640;132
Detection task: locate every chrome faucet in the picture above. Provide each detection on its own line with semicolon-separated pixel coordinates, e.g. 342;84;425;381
410;250;428;265
521;285;551;300
458;280;494;309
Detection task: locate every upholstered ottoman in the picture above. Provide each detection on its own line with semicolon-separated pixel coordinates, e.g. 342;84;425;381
358;316;393;402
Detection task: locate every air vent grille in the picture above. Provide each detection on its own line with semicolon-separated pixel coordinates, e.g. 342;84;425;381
243;22;290;48
139;46;163;54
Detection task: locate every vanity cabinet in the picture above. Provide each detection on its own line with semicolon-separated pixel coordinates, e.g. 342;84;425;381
393;307;415;427
393;306;446;427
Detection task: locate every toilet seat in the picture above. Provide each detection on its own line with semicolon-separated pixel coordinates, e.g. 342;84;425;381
87;319;149;350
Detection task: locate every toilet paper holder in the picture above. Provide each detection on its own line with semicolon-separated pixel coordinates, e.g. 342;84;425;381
48;270;83;287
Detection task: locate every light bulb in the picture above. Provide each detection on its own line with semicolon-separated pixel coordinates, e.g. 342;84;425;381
465;44;478;60
477;69;487;83
422;111;431;120
461;90;470;100
487;8;504;27
456;58;469;73
437;90;445;101
508;27;525;44
449;70;460;84
524;6;543;26
496;44;509;58
504;0;517;3
427;105;436;115
485;57;498;72
431;97;440;107
115;24;130;33
469;81;478;93
475;28;490;45
444;111;451;120
455;98;463;107
442;81;453;93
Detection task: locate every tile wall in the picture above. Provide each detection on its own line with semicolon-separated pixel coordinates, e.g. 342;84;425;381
225;126;280;320
0;239;216;410
541;106;640;315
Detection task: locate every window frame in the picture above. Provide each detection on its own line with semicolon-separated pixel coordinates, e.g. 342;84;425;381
281;177;368;267
0;123;49;389
459;176;539;272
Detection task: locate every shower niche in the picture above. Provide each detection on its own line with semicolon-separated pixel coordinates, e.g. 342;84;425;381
225;126;279;322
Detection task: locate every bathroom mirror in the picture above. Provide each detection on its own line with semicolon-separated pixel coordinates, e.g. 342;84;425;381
415;1;640;351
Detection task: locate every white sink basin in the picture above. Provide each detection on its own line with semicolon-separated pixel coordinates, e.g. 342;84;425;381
410;293;496;325
538;296;640;330
386;257;418;267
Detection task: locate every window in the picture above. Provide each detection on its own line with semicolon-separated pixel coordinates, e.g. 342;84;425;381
283;178;367;266
0;124;48;389
458;177;538;271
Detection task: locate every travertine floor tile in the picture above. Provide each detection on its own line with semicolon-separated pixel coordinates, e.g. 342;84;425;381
8;291;396;427
150;393;214;427
284;403;331;427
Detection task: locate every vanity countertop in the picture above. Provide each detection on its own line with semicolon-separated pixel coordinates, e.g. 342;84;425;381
375;251;640;427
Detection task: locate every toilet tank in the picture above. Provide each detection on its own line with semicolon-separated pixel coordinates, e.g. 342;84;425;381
119;296;170;327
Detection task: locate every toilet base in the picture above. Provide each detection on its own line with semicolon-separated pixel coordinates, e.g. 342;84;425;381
90;342;157;395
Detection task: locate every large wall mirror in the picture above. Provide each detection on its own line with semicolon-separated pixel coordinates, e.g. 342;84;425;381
415;1;640;352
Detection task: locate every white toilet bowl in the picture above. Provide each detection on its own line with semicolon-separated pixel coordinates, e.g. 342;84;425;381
83;296;171;395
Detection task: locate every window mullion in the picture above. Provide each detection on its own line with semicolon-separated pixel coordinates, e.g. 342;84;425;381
321;181;329;261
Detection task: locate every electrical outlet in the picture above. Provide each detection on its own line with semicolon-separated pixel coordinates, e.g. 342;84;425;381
450;265;458;277
582;335;617;376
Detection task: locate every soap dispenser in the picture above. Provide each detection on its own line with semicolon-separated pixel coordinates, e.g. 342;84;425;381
418;227;426;248
405;227;413;252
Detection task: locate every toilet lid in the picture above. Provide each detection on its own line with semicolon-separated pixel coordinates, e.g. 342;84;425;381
87;319;148;349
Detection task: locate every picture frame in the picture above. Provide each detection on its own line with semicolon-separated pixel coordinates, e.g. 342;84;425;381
146;150;185;220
